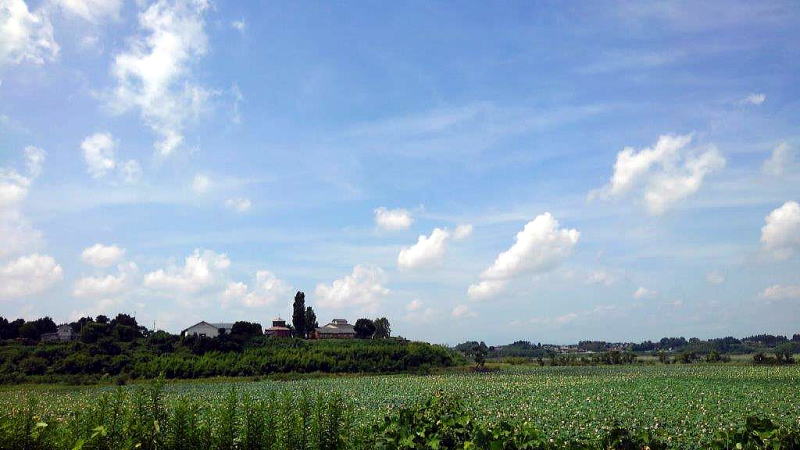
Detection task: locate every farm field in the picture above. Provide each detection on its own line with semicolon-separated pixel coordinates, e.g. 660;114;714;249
2;364;800;448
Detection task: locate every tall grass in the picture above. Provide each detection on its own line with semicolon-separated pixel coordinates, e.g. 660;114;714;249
0;378;354;450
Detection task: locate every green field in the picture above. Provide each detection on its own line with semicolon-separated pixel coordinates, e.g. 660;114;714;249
2;364;800;448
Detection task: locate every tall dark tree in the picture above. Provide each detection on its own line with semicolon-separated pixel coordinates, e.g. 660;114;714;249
373;317;391;339
305;306;318;338
354;318;376;339
292;291;306;338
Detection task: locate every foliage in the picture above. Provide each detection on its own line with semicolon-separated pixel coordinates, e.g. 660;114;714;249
353;319;376;339
0;336;459;382
305;307;319;338
1;365;800;448
292;291;306;338
373;318;391;339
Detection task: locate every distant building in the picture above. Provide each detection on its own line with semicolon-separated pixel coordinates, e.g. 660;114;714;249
315;318;356;339
265;317;291;337
41;324;78;343
182;321;234;337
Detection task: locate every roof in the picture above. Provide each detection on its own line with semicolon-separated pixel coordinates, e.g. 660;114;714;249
182;321;234;334
316;321;356;334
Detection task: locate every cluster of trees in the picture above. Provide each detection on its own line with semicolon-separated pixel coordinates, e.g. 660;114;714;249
0;311;456;383
289;291;391;339
0;316;58;340
630;334;800;354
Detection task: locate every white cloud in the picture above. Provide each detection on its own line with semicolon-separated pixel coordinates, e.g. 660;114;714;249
73;262;137;298
590;134;725;215
81;132;117;178
192;173;210;194
452;224;473;240
633;286;657;299
119;160;142;183
222;270;292;307
0;146;45;258
530;312;579;326
761;201;800;259
25;146;45;177
742;93;766;105
80;133;142;182
108;0;212;156
225;197;251;213
374;207;413;231
398;227;450;269
0;253;63;299
468;213;579;300
231;18;245;32
759;284;800;301
451;304;476;318
0;0;59;66
466;279;507;300
81;243;125;268
314;264;389;310
55;0;122;23
144;249;230;294
762;142;793;177
706;270;725;285
406;299;423;311
586;270;615;286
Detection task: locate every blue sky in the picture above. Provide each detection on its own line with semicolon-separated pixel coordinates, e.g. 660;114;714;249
1;0;799;344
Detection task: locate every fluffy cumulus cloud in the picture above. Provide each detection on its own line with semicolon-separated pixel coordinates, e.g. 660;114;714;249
0;253;63;299
452;224;473;240
759;284;800;301
73;262;138;299
81;132;117;178
398;228;450;269
0;146;46;258
374;207;413;231
451;304;476;318
633;286;657;299
144;249;230;294
590;134;725;215
761;201;800;259
108;0;212;156
55;0;122;23
467;213;579;300
81;243;125;268
314;265;389;310
762;142;793;177
80;132;141;181
222;270;292;308
0;0;59;66
225;197;251;213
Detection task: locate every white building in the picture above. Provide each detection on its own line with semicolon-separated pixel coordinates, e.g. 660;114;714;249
181;321;234;338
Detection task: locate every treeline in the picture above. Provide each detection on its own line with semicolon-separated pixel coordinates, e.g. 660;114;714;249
0;313;460;384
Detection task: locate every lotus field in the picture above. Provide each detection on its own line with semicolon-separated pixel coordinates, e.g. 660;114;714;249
2;365;800;448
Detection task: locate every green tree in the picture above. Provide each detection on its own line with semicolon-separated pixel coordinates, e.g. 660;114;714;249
354;318;376;339
470;341;489;368
292;291;306;338
304;307;318;338
373;317;391;339
775;342;796;364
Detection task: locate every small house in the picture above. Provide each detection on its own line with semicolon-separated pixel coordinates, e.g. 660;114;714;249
315;318;356;339
265;317;291;337
41;324;78;342
182;321;234;338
